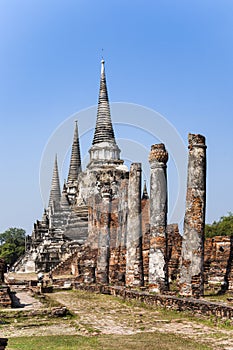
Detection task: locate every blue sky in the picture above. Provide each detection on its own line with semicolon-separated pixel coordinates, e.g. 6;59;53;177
0;0;233;233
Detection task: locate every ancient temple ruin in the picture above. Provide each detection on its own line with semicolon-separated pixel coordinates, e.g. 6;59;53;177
0;259;12;308
14;59;233;298
14;59;129;275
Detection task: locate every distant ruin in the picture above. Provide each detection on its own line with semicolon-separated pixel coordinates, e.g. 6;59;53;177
0;259;12;308
13;60;233;297
0;259;4;283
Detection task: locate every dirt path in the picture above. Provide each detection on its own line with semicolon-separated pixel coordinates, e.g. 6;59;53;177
10;291;43;310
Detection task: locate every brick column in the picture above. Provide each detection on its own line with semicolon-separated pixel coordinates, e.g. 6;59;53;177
179;133;207;297
126;163;144;287
96;191;111;284
116;177;129;249
149;144;169;293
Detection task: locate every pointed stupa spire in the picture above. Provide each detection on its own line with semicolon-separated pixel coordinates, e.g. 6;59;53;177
88;60;122;168
142;180;149;200
67;121;82;183
92;59;116;145
48;155;61;208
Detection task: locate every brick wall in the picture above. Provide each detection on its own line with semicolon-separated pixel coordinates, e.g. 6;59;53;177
204;236;233;292
109;246;126;285
52;221;233;293
0;286;12;308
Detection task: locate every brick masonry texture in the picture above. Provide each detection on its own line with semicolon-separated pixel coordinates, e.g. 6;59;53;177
125;163;143;287
149;144;169;293
180;134;207;297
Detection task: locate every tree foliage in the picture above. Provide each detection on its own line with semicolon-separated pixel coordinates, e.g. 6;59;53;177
0;227;26;266
205;212;233;238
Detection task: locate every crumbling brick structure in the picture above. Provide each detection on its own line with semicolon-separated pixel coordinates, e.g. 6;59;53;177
125;163;143;287
179;134;207;297
149;144;169;293
0;259;12;308
204;236;233;292
15;60;233;298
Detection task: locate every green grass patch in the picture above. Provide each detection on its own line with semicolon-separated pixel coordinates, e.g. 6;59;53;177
99;332;213;350
8;332;212;350
51;289;233;329
8;335;98;350
204;291;233;303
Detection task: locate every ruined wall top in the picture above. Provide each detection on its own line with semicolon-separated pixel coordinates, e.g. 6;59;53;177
149;144;168;164
129;162;142;173
188;133;206;149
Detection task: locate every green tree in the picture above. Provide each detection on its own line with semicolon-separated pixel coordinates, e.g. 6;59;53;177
205;212;233;238
0;227;26;266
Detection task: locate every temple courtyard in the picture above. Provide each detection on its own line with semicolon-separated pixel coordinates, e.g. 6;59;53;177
0;273;233;350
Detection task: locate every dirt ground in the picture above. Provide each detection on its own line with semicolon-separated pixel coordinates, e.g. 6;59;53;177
1;287;233;350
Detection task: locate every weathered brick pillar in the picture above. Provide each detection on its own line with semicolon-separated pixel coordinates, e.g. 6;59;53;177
179;133;207;297
126;163;144;287
149;144;169;293
96;191;111;284
116;177;129;249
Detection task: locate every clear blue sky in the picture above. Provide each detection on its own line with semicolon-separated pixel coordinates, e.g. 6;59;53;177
0;0;233;233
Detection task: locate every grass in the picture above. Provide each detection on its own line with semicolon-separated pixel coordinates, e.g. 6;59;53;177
8;332;212;350
99;292;233;329
7;335;98;350
48;289;233;330
204;291;233;303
